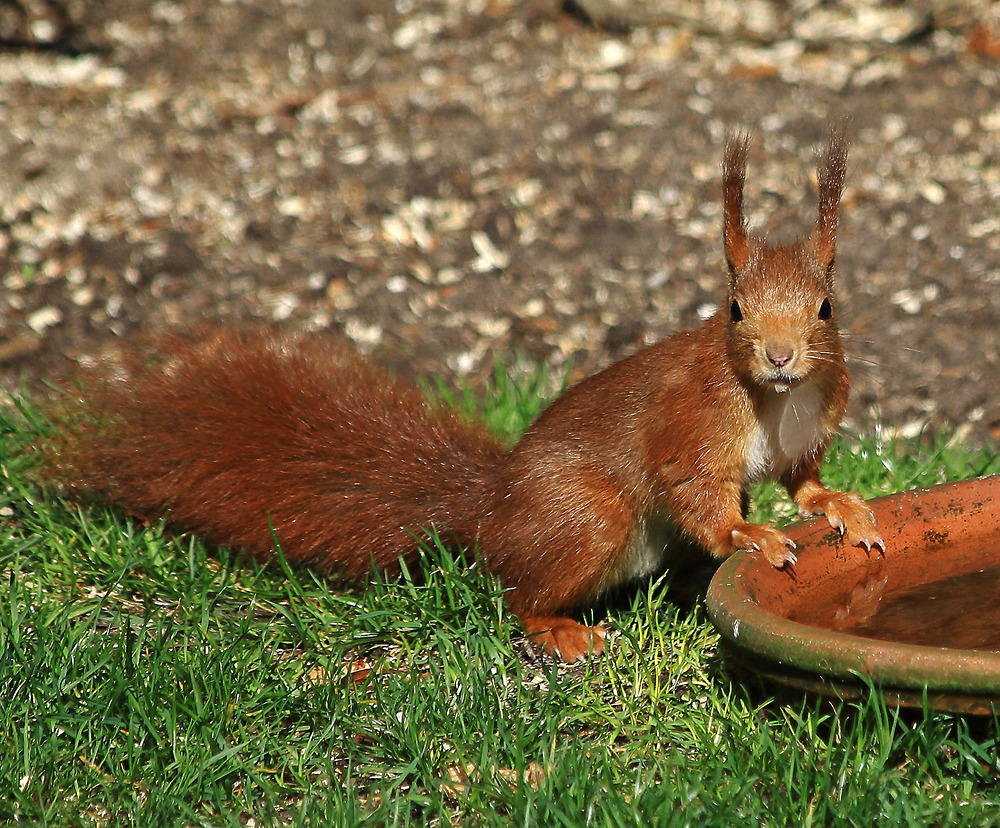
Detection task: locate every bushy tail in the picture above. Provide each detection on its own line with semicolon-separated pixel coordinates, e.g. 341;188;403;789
41;328;506;576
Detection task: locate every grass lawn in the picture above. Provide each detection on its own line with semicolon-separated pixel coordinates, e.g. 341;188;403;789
2;361;1000;826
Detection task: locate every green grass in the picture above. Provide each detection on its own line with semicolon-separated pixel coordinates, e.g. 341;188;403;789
2;368;1000;826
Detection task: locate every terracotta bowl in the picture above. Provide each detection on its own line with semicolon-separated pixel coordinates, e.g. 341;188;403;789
706;476;1000;714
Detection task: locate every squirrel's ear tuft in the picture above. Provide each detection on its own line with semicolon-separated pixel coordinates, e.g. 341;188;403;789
723;131;752;283
811;126;848;276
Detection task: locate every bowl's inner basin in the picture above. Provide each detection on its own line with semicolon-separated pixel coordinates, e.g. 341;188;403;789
726;477;1000;655
789;561;1000;652
707;478;1000;706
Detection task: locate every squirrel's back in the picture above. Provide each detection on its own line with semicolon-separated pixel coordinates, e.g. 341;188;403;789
45;328;505;575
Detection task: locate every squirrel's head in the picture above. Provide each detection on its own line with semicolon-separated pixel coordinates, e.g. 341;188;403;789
721;129;848;392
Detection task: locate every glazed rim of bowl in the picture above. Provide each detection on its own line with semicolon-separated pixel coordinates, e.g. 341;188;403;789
706;476;1000;698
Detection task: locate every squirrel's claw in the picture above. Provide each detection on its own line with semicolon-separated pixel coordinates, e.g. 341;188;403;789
802;490;883;555
859;534;886;556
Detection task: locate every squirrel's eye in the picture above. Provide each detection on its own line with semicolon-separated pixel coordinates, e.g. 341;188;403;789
730;300;743;322
818;298;833;320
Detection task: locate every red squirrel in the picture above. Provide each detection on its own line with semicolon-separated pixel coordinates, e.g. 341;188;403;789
42;131;881;662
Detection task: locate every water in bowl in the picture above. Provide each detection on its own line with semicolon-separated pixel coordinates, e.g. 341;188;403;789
821;564;1000;652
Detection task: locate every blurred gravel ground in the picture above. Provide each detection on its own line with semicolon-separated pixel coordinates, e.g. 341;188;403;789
2;0;1000;443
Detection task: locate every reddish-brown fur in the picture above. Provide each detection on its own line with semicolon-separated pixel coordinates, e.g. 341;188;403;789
42;131;882;662
47;331;505;575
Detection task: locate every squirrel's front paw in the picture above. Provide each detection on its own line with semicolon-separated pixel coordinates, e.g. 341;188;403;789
800;490;884;553
731;523;797;568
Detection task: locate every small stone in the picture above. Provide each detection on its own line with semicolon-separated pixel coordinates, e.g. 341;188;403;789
344;318;382;347
696;302;717;321
519;298;546;318
472;316;511;338
326;279;358;311
437;267;463;286
386;275;408;294
409;261;434;285
596;40;631;70
919;181;947;205
470;231;510;272
71;286;95;306
26;306;62;333
277;196;310;218
980;108;1000;133
299;89;340;123
339;145;370;166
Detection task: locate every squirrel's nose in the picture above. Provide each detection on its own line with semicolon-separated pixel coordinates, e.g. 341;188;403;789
766;346;795;368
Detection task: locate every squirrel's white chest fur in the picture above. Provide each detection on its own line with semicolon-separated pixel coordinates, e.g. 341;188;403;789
744;381;825;482
614;381;828;588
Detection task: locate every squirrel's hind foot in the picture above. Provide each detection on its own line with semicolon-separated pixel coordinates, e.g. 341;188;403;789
519;613;606;662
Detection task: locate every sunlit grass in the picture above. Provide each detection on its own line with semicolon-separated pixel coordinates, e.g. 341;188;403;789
1;367;998;826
